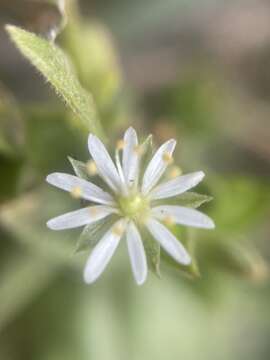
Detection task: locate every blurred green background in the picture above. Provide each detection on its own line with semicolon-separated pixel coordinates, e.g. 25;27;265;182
0;0;270;359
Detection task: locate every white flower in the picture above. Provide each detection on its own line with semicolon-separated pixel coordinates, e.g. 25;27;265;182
46;128;215;285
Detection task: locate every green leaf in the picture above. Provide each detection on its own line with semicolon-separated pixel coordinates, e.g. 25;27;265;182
76;215;117;253
68;156;89;180
6;25;104;138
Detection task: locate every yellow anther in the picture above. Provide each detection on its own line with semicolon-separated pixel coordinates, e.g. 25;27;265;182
116;139;126;150
168;166;182;179
86;160;97;176
70;186;82;199
163;216;175;226
162;152;174;164
133;145;144;155
112;223;125;236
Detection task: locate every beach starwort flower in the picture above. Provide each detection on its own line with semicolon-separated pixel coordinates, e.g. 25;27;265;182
46;128;215;285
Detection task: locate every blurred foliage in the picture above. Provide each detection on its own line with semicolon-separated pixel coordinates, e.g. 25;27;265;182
0;0;270;360
24;106;85;175
61;0;130;130
0;84;24;202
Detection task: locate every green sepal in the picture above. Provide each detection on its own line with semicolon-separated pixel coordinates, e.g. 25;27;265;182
68;156;89;180
139;225;161;278
153;192;213;209
177;192;213;208
75;215;118;253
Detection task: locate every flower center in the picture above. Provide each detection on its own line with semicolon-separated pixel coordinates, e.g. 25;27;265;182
118;194;150;221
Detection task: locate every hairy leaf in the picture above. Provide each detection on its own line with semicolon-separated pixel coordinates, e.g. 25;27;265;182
6;25;104;137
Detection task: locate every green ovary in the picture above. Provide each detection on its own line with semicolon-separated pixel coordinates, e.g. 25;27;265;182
118;194;150;221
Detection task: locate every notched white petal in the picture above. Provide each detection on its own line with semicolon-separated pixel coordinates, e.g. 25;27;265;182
146;218;191;265
88;134;122;192
46;172;115;205
142;139;176;195
126;221;147;285
151;205;215;229
83;219;127;284
47;206;117;231
123;127;139;187
150;171;205;200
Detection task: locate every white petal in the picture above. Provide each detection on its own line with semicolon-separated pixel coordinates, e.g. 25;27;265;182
83;219;127;284
122;127;139;187
115;149;128;195
142;139;176;195
146;217;191;265
46;173;115;205
150;171;205;200
151;205;215;229
88;134;122;192
126;221;147;285
47;206;117;231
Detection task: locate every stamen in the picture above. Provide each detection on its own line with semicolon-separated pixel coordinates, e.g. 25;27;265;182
168;166;182;179
163;216;175;226
162;151;174;164
112;223;125;236
86;160;97;176
70;186;82;199
116;139;126;150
